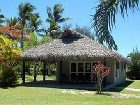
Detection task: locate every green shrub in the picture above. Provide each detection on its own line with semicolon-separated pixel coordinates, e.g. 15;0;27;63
127;62;140;80
127;48;140;80
0;67;19;87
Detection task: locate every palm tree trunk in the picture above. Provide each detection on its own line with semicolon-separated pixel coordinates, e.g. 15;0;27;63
21;28;25;83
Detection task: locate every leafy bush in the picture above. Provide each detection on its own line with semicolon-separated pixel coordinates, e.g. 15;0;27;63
0;67;19;87
127;62;140;80
0;35;21;87
127;48;140;80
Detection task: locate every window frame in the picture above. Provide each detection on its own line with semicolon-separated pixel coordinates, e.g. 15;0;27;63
69;61;98;81
115;61;120;79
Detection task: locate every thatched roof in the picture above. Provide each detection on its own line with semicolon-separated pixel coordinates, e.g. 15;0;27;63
23;29;129;63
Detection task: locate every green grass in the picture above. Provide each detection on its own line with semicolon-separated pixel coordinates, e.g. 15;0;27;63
127;80;140;89
0;77;140;105
0;86;140;105
108;80;140;95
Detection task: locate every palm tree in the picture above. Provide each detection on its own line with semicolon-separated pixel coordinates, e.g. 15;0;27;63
18;3;37;83
29;13;42;45
46;3;70;38
92;0;139;50
29;13;42;32
18;2;36;50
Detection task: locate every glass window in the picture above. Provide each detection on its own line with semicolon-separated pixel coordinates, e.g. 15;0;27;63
116;62;120;69
78;63;84;72
71;63;76;72
115;69;119;78
85;63;91;72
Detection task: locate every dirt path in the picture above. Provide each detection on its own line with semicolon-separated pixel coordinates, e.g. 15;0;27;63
62;89;140;99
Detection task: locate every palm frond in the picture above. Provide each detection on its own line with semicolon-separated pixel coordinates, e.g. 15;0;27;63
58;17;71;23
30;13;42;31
18;2;36;23
53;4;64;22
47;7;54;20
92;0;139;50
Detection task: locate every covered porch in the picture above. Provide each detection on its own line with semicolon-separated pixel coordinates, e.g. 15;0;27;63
22;58;108;86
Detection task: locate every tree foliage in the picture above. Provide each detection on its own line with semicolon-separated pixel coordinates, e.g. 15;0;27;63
92;62;111;94
29;13;42;32
0;10;4;26
0;25;22;40
74;25;94;40
92;0;139;50
6;17;19;26
127;48;140;79
18;2;37;49
46;3;70;38
0;35;22;86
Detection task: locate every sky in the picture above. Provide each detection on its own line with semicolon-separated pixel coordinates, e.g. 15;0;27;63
0;0;140;57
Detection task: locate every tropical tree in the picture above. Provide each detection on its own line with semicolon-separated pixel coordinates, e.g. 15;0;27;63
74;25;94;40
18;2;36;49
92;0;139;50
29;13;42;45
29;13;42;32
0;35;22;86
127;48;140;79
0;25;22;40
6;17;19;26
46;3;70;38
0;10;4;26
62;23;72;31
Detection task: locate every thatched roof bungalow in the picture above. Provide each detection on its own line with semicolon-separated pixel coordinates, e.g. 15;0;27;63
23;29;129;86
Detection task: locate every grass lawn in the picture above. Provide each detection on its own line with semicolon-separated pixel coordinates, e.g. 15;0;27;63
126;80;140;89
0;76;140;105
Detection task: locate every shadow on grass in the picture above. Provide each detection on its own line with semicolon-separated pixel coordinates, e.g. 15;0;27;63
0;80;134;92
0;84;18;89
95;92;112;96
106;80;134;92
18;80;96;91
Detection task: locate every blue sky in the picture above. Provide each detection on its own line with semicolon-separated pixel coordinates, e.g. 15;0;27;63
0;0;140;57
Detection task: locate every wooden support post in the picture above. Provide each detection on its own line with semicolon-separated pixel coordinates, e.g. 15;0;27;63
60;61;62;82
43;62;46;82
22;61;25;83
34;63;37;81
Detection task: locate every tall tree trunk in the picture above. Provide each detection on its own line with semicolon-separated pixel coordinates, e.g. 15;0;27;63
99;82;102;94
97;78;100;94
97;78;102;94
